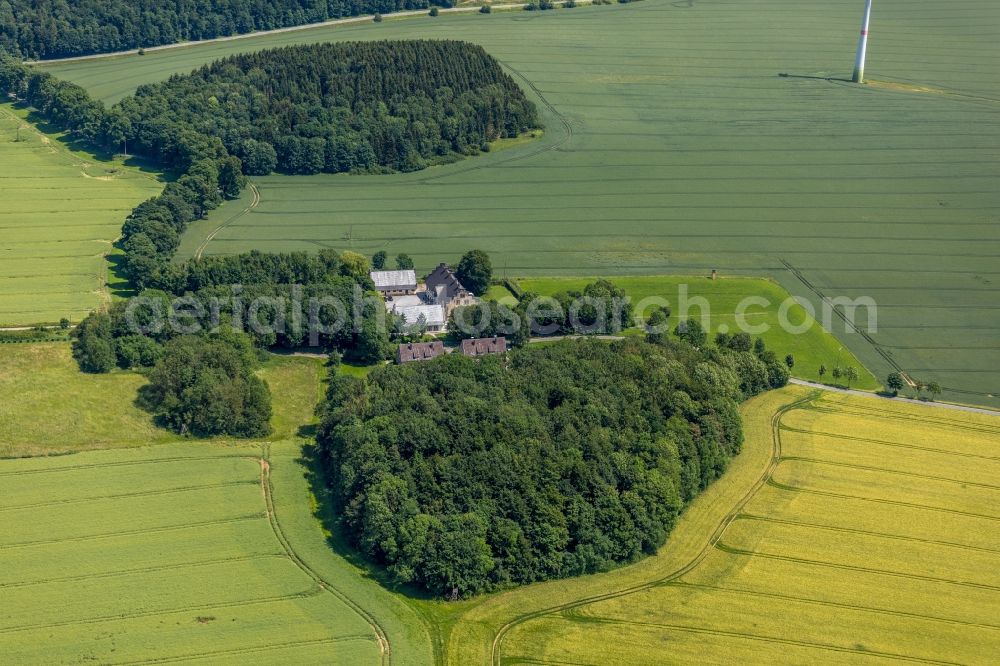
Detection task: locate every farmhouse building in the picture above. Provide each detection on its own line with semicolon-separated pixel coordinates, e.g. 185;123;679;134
396;341;446;364
370;270;418;296
425;263;477;314
392;303;448;333
460;337;507;357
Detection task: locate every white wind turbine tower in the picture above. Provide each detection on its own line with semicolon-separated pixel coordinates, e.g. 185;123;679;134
852;0;874;83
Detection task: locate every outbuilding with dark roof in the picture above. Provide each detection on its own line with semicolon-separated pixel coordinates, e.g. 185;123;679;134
396;341;446;364
460;337;507;358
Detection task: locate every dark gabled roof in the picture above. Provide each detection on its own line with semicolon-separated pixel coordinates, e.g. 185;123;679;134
396;341;446;363
460;337;507;357
425;263;468;300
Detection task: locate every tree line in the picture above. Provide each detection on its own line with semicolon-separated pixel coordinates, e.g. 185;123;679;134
1;0;448;60
1;43;533;296
317;335;787;597
1;49;248;294
0;46;527;437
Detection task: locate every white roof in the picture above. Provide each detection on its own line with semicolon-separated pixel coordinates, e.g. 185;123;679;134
370;270;417;290
387;294;424;308
393;304;447;327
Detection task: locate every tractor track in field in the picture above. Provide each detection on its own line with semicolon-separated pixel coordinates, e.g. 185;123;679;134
712;543;1000;593
777;425;1000;461
0;553;286;590
774;455;1000;490
732;514;1000;556
488;392;817;665
193;182;260;260
0;587;322;636
660;581;1000;632
552;614;963;666
111;635;374;666
0;479;259;512
805;402;1000;429
417;59;574;186
257;451;393;665
764;479;1000;522
0;514;264;551
0;453;253;476
780;261;997;402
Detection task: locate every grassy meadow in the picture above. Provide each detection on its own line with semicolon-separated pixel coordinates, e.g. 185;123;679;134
0;343;323;457
38;0;1000;405
498;275;879;388
0;104;162;326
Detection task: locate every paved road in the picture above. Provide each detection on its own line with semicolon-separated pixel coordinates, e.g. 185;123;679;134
26;3;570;65
788;378;999;417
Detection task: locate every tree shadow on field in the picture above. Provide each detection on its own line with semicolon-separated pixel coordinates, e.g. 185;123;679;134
778;73;853;84
107;249;136;299
19;105;172;179
295;442;441;602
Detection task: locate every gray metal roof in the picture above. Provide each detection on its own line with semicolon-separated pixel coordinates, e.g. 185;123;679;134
370;270;417;290
394;303;447;327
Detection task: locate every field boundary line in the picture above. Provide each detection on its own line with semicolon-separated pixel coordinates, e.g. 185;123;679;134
714;543;1000;592
765;479;1000;522
259;452;392;665
775;456;1000;490
732;514;1000;555
663;581;1000;632
489;392;818;665
778;425;1000;461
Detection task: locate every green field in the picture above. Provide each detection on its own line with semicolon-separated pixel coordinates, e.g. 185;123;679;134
0;343;322;457
1;345;997;664
0;104;163;326
0;345;432;664
500;275;879;387
449;386;1000;665
39;0;1000;406
0;441;401;664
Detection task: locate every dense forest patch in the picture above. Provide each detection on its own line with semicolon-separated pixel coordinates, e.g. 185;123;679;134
1;0;445;60
318;337;788;596
126;41;539;175
0;40;534;301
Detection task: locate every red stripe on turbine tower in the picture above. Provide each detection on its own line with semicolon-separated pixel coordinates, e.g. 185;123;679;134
853;0;873;83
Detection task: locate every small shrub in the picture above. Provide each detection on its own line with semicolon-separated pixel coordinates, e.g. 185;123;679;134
137;47;146;56
373;12;383;22
429;6;439;15
524;2;537;9
480;4;491;12
564;0;577;7
539;0;554;8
